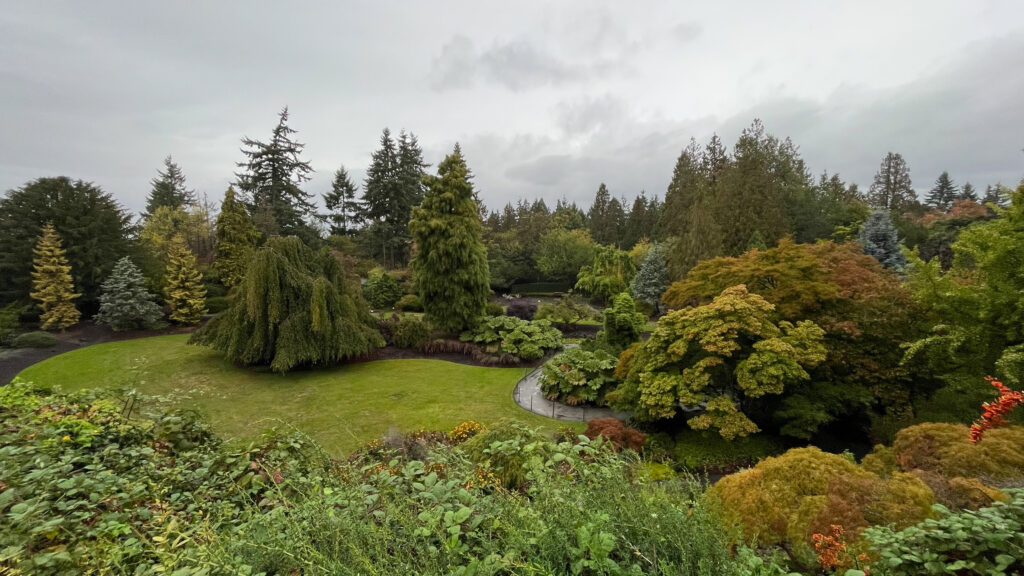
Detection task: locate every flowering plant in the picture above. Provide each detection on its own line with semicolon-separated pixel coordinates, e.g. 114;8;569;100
970;377;1024;443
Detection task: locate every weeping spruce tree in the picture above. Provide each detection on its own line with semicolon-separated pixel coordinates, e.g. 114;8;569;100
409;145;489;334
190;236;383;373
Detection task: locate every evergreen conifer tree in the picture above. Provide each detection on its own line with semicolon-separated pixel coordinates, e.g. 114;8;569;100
30;223;80;330
588;184;613;245
95;257;163;331
409;144;490;334
0;177;131;311
867;152;915;212
235;107;316;241
322;165;362;236
983;184;1009;208
190;236;383;373
859;210;907;270
144;156;195;218
214;186;260;288
630;243;669;313
164;235;206;324
746;230;768;251
926;171;958;211
958;182;978;202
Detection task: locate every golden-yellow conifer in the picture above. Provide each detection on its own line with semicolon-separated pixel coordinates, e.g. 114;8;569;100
30;223;81;330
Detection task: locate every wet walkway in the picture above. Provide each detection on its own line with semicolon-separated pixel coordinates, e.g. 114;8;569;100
512;360;631;422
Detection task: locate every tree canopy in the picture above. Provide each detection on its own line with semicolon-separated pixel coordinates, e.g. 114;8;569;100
0;177;131;313
191;236;383;372
144;155;195;218
613;285;826;439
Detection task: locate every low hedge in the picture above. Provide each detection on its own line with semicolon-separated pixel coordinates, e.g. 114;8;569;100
11;330;57;349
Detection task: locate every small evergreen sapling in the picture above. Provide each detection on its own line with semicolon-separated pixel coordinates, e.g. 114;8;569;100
95;257;163;331
164;235;207;325
29;223;80;330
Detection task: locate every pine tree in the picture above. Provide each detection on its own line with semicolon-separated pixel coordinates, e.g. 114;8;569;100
214;186;260;288
623;194;649;249
95;257;163;331
606;196;627;247
409;144;490;334
859;210;907;270
630;243;669;313
164;235;206;324
235;107;316;240
867;152;915;213
30;223;80;330
190;236;383;373
144;156;195;218
322;165;362;236
983;184;1009;208
926;171;957;211
958;182;978;202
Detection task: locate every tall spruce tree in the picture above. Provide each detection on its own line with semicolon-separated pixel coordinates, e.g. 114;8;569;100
926;171;958;211
983;184;1009;207
958;182;978;202
30;223;80;330
144;156;195;218
867;152;915;213
409;144;490;334
164;235;207;325
95;257;163;331
0;177;131;311
214;186;260;288
191;236;383;373
588;183;614;245
860;210;907;270
630;242;669;313
235;107;317;241
322;165;362;236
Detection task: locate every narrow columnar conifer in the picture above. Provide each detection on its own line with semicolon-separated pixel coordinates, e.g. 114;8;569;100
164;235;207;325
214;186;260;287
409;145;490;334
29;223;80;330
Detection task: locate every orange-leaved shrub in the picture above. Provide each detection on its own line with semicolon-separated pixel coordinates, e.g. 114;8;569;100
709;447;933;566
583;418;646;452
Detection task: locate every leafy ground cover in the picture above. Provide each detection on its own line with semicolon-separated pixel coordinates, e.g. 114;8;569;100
15;334;572;455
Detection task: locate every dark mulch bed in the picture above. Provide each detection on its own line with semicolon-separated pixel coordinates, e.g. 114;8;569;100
1;321;196;385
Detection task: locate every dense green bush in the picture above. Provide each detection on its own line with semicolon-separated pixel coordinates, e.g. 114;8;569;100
863;490;1024;576
362;268;403;309
600;292;645;351
11;330;57;348
0;386;743;575
0;301;28;346
539;347;618;405
656;429;784;473
460;315;562;361
204;295;231;314
395;293;423;312
484;301;504;316
392;314;431;349
534;293;601;324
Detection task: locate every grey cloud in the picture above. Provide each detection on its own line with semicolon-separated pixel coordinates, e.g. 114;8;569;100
671;22;702;43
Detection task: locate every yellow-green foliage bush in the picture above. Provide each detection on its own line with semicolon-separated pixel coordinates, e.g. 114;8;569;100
862;422;1024;509
891;422;1024;482
710;447;933;565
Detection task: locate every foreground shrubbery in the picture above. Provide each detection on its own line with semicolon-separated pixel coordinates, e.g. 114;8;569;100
0;385;745;575
539;346;618;405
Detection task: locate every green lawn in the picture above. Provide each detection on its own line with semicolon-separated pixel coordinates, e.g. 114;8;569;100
16;334;572;456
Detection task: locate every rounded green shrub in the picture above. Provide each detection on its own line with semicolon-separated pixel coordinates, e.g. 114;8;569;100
362;269;403;310
394;293;423;312
392;315;431;349
11;330;57;348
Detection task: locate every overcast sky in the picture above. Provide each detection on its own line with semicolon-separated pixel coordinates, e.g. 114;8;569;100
3;1;1023;215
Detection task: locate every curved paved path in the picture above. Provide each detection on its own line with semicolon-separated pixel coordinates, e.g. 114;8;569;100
513;360;630;422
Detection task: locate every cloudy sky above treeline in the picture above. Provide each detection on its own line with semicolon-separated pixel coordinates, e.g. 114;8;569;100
2;1;1023;215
